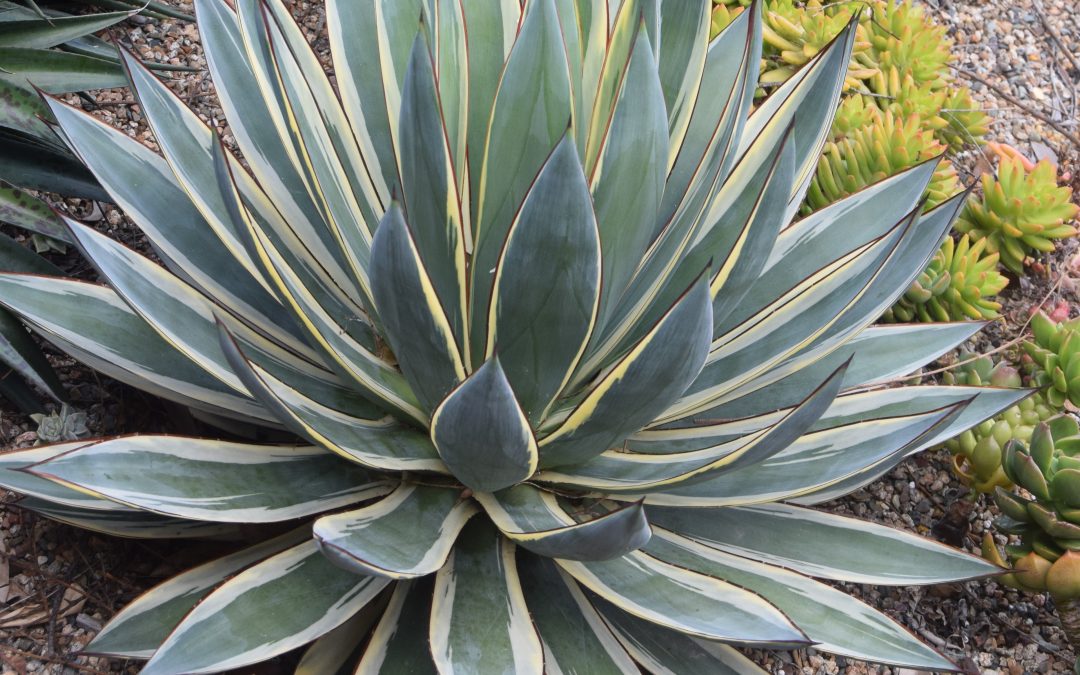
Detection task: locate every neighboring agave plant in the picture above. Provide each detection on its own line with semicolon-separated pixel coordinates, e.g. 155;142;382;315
1024;311;1080;409
883;234;1007;324
941;353;1052;493
983;418;1080;661
956;157;1080;275
0;1;1026;672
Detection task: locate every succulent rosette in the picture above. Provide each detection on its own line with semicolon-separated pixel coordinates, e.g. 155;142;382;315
0;1;1021;673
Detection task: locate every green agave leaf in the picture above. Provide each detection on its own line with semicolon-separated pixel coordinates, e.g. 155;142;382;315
0;274;272;422
664;214;909;424
0;229;61;275
0;48;125;92
397;29;469;360
42;96;307;356
785;188;967;378
585;118;794;378
486;133;601;424
695;322;983;422
430;356;537;492
142;541;390;675
355;578;438;674
314;483;477;579
0;10;132;49
646;530;957;671
581;0;657;174
557;550;807;646
469;0;572;367
296;598;388;675
539;274;712;468
517;554;640;674
0;442;122;510
217;324;447;473
16;497;242;539
647;502;1000;585
573;0;607;159
0;302;64;403
371;201;465;412
430;520;544;675
737;19;855;220
589;21;668;332
655;4;759;245
794;386;1030;504
368;0;422;170
118;50;280;300
422;0;468;189
0;128;107;200
239;0;378;304
29;436;391;522
324;0;404;203
538;361;845;491
594;598;766;675
196;0;360;301
459;0;520;211
718;161;937;337
65;220;256;395
212;146;427;426
87;527;311;658
476;484;650;561
260;0;389;222
657;0;709;163
632;402;962;506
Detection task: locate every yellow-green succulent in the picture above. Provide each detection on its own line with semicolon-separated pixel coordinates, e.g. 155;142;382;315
1023;312;1080;409
807;110;960;212
884;234;1008;325
956;158;1080;274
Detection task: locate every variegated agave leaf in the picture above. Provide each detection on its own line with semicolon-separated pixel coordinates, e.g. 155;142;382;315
0;0;1022;672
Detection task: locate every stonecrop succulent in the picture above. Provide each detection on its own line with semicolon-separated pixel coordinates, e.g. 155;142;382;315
806;110;960;213
984;418;1080;662
984;417;1080;587
941;353;1052;493
883;234;1007;324
956;157;1080;274
1024;311;1080;409
0;1;1025;673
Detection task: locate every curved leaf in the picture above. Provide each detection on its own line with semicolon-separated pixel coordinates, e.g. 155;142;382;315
430;357;538;492
142;541;390;674
314;483;477;579
29;436;390;522
430;520;544;675
476;484;650;561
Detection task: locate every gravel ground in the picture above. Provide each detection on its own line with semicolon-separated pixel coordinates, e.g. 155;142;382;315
1;1;1078;673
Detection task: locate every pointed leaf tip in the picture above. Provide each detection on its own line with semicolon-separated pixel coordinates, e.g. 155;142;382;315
431;357;538;492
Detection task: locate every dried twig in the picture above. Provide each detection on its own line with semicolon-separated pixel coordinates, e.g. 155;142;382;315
956;67;1080;150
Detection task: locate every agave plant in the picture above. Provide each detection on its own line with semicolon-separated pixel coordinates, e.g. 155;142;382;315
0;1;1026;672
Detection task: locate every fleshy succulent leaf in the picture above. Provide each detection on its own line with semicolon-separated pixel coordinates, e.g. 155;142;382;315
430;520;544;675
476;484;651;561
28;436;391;523
313;483;477;578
